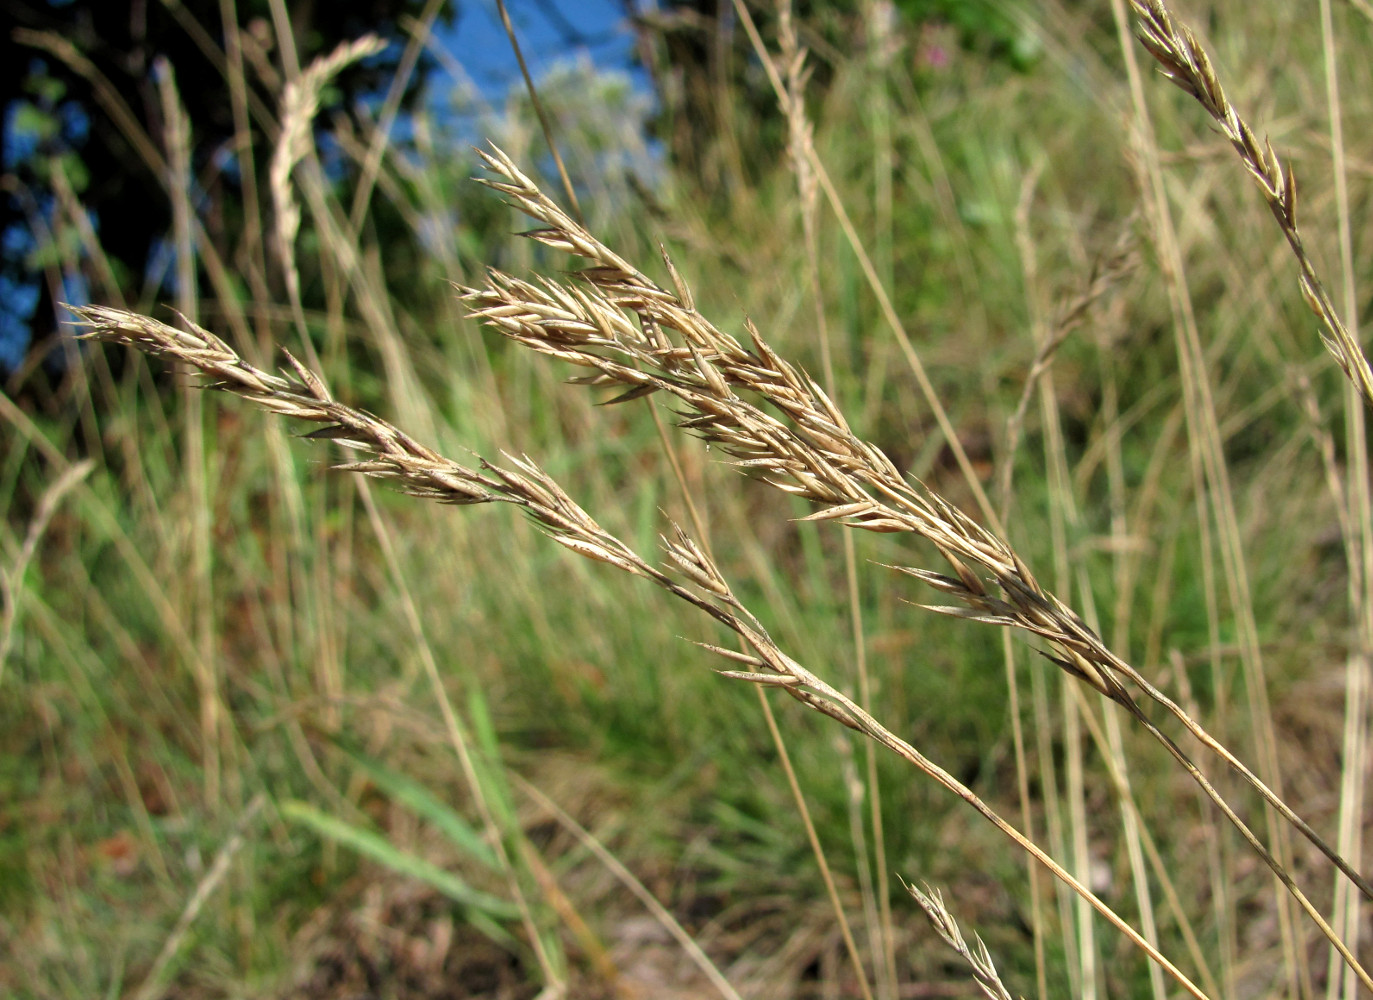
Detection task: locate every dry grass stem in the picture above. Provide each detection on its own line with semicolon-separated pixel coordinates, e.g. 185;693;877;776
458;146;1373;977
512;774;743;1000
0;459;94;680
773;9;896;997
1130;0;1373;404
999;219;1138;507
131;795;266;1000
73;303;1212;999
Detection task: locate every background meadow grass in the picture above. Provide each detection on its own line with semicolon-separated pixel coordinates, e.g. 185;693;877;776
3;1;1372;997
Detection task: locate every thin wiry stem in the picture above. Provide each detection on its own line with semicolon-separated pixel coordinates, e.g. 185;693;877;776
74;303;1212;1000
998;219;1138;509
458;144;1373;988
773;9;894;997
0;459;94;681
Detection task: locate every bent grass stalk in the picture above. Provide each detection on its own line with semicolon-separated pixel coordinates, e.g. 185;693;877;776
73;303;1211;1000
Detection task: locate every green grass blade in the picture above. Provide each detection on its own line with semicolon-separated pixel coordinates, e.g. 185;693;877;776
333;742;502;871
279;799;520;943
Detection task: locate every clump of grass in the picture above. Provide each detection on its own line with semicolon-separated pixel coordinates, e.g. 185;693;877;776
70;300;1211;994
71;100;1373;991
9;0;1373;997
459;141;1372;981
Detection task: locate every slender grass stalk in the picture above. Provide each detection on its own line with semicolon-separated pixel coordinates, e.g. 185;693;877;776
0;459;93;681
513;773;744;1000
346;0;446;232
157;54;221;813
1014;168;1096;1000
130;795;265;1000
493;0;582;225
998;207;1138;1000
772;9;893;998
1314;2;1371;996
729;0;1004;536
215;0;273;359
